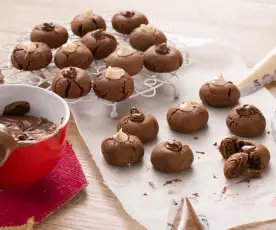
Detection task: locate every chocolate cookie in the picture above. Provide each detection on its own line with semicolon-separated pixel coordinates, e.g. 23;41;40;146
219;135;241;159
112;10;148;34
71;9;106;37
54;42;93;69
81;29;117;59
150;140;194;173
106;45;143;76
224;152;248;179
11;42;52;71
101;129;144;166
199;73;241;107
30;22;69;49
52;67;91;98
226;104;266;137
93;67;134;102
143;43;183;73
129;24;167;51
167;101;209;133
117;107;159;143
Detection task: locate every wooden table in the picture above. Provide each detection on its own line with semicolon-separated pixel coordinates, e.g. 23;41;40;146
1;0;276;229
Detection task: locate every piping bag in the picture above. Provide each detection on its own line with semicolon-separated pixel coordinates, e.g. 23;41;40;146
238;47;276;96
166;197;209;230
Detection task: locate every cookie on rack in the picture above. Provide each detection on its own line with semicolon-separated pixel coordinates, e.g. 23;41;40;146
226;104;266;137
30;22;69;49
167;101;209;133
129;24;167;51
151;140;194;173
93;66;134;102
143;43;183;73
52;67;91;98
54;42;93;69
71;8;106;37
101;129;144;166
11;42;52;71
199;73;240;107
112;10;148;35
106;45;143;76
117;107;159;143
81;29;117;59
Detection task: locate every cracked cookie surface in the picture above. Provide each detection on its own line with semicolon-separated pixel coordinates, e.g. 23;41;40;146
226;104;266;137
150;140;194;173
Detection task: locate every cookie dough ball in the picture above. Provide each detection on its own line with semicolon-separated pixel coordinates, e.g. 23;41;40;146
143;43;183;73
226;104;266;137
106;45;143;76
224;152;248;179
219;135;241;159
129;24;167;52
112;10;148;34
93;66;134;102
167;101;209;133
101;129;144;166
52;67;91;98
151;140;194;173
81;29;117;59
54;42;93;69
30;22;69;49
11;42;52;71
71;9;106;37
199;73;240;107
117;107;159;143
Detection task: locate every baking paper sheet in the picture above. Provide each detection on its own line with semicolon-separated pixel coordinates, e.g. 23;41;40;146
70;35;276;230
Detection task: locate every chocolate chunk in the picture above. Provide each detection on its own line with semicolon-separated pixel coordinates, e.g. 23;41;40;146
3;101;30;116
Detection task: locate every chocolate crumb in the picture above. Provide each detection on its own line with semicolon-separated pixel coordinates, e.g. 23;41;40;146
143;193;148;196
221;186;230;195
172;199;178;205
196;151;205;154
213;175;217;179
194;136;198;140
168;223;174;227
267;131;271;134
193;193;199;198
213;142;218;147
163;179;183;186
248;185;251;187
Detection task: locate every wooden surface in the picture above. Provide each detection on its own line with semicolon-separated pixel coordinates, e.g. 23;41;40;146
1;0;276;229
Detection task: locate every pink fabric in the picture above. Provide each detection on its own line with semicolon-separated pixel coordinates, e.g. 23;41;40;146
0;142;88;227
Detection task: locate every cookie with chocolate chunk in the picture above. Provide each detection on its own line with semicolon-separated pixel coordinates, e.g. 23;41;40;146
151;140;194;173
52;67;91;98
167;101;209;133
226;104;266;137
54;42;93;69
81;29;117;59
199;73;240;107
143;43;183;73
117;107;159;143
71;9;106;37
112;10;148;34
93;67;134;102
30;22;69;49
11;42;52;71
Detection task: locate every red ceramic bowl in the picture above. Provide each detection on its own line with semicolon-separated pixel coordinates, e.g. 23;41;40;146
0;84;70;190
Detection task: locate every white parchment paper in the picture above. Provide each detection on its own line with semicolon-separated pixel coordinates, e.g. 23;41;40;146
70;35;276;230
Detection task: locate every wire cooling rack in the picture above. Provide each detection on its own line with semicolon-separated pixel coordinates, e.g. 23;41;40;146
0;19;191;118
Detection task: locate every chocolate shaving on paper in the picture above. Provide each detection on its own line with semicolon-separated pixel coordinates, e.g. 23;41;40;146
195;151;205;154
163;179;183;186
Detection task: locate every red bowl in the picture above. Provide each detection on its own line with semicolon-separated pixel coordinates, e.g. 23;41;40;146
0;84;70;190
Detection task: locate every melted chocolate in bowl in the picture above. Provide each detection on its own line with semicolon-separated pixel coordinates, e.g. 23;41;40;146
0;115;57;142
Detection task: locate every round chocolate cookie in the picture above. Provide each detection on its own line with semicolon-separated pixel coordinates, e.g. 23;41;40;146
81;29;117;59
129;24;167;51
101;129;144;166
11;42;52;71
224;152;248;179
52;67;91;98
30;22;69;49
112;10;148;35
167;101;209;133
71;9;106;37
199;73;241;107
117;107;159;143
226;104;266;137
106;45;143;76
150;140;194;173
54;42;93;69
93;67;134;102
143;43;183;73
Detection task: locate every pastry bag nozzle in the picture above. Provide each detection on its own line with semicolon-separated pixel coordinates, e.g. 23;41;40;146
0;124;17;167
